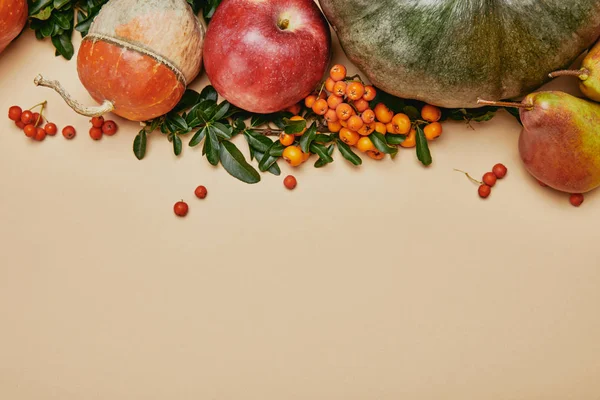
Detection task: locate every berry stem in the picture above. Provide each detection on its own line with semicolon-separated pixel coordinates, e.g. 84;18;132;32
548;69;589;79
34;74;114;117
27;100;47;111
317;81;326;98
454;169;483;185
34;101;46;126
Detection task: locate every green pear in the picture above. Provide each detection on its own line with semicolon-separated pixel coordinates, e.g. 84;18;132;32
549;42;600;101
478;92;600;193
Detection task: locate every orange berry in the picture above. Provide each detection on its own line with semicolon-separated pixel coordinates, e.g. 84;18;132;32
324;109;338;123
374;122;387;134
356;136;375;153
327;94;344;110
340;119;348;127
423;122;443;140
327;120;342;133
329;64;347;82
312;99;328;116
333;81;347;97
421;104;442;122
361;109;375;124
286;103;301;115
347;115;364;131
339;128;360;146
374;103;393;123
386;122;395;134
363;86;376;101
302;151;310;162
325;77;336;92
290;115;307;136
304;95;317;108
336;103;354;121
346;82;365;101
367;150;385;160
400;128;417;148
357;122;375;136
354;98;369;112
391;113;411;134
318;91;327;100
282;145;304;167
280;133;295;146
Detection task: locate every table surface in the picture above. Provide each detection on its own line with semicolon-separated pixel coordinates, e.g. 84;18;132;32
1;18;600;400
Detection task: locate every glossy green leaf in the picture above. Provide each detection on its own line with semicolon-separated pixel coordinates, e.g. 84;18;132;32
244;131;273;153
337;140;362;165
212;101;230;122
203;130;220;166
173;135;183;156
29;0;53;15
299;122;317;153
370;131;398;155
284;117;307;135
211;121;232;139
219;141;261;184
173;89;201;112
30;6;52;20
416;126;432;166
200;85;218;103
310;143;334;164
51;32;74;59
386;134;406;145
268;142;286;157
133;130;147;160
189;126;207;147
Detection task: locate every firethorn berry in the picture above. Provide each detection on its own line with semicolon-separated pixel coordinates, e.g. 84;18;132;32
318;91;327;100
329;64;347;82
195;185;208;199
62;125;76;139
339;127;360;146
34;128;46;141
482;172;497;187
386;122;395;134
279;132;295;146
374;122;387;134
362;86;377;101
569;193;584;207
353;98;369;112
89;127;103;140
400;129;417;148
282;145;304;167
20;110;33;125
174;201;189;217
367;150;385;160
327;94;343;110
423;122;443;140
358;122;376;136
24;124;37;138
8;106;22;121
347;115;364;131
312;98;328;115
15;120;25;129
324;109;338;123
325;77;336;92
302;151;310;162
304;95;317;108
391;113;411;134
336;103;354;121
361;109;375;124
286;103;301;115
346;82;365;101
102;120;118;136
333;81;347;97
492;163;507;179
421;104;442;122
340;119;348;128
31;112;43;127
284;175;297;190
290;115;307;136
356;136;376;153
374;103;393;123
478;185;492;199
44;123;57;136
327;120;342;133
91;116;104;128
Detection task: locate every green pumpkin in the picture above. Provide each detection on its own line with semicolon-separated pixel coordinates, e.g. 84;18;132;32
319;0;600;108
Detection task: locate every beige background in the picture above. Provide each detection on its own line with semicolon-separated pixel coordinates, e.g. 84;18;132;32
2;18;600;400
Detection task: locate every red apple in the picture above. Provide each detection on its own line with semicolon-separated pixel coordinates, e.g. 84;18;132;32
0;0;28;54
203;0;331;114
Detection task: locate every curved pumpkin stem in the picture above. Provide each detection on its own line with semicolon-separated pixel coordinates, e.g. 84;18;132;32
548;69;589;80
476;98;534;110
34;74;114;117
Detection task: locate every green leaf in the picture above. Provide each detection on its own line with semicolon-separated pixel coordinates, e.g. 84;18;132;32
29;0;53;16
203;130;220;166
253;151;281;176
402;105;420;120
386;134;406;145
244;131;273;153
212;101;230;121
51;32;74;59
40;21;54;38
53;0;70;9
313;134;332;144
310;143;334;164
133;130;147;160
370;131;398;155
258;141;281;172
416;126;433;166
251;115;268;127
51;10;72;30
30;6;52;20
284;117;306;134
210;121;232;139
299;122;317;153
314;146;334;168
189;126;207;147
200;85;218;103
165;113;188;133
173;89;201;112
272;112;293;129
337;140;362;166
504;107;522;125
219;141;261;184
268;141;286;157
173;135;183;156
196;100;217;123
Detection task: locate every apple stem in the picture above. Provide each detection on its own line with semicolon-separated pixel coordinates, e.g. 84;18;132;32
476;98;534;110
548;69;589;79
278;18;289;30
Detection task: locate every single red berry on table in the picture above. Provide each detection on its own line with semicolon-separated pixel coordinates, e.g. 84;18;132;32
569;193;584;207
174;201;189;217
284;175;297;190
89;127;103;140
91;116;104;128
34;128;46;141
24;124;36;138
102;120;118;136
195;186;208;199
62;125;76;139
20;110;33;125
492;163;507;179
8;106;22;121
482;172;497;187
478;184;491;199
44;123;57;136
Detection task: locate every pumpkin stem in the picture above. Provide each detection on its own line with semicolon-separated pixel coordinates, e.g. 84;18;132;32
476;98;534;110
548;69;589;80
34;74;115;117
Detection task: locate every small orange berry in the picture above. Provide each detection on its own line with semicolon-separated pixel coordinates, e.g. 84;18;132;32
357;122;376;136
312;99;329;116
290;115;307;136
279;132;295;146
325;77;336;92
302;151;310;162
333;81;347;97
354;98;369;112
327;94;344;110
347;115;364;131
386;122;395;134
330;64;347;82
324;108;338;123
367;150;385;160
318;91;327;100
346;82;365;101
421;104;442;122
423;122;443;140
400;128;417;148
339;128;360;146
282;145;304;167
340;119;348;127
361;109;375;124
327;120;342;133
374;122;387;134
304;95;317;108
336;103;354;121
286;103;301;115
363;86;376;101
391;113;411;135
356;136;376;153
374;103;393;123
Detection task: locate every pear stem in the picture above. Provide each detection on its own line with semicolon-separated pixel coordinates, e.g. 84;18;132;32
476;98;533;110
34;74;114;117
548;69;589;79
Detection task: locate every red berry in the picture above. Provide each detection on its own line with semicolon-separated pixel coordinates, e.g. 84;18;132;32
91;116;104;128
24;124;36;138
8;106;22;121
15;120;25;129
101;120;118;136
62;125;76;139
31;112;43;127
89;127;103;140
20;110;33;124
492;163;507;179
482;172;497;187
194;185;208;199
44;123;57;136
284;175;297;190
478;184;491;199
34;127;47;141
174;201;189;217
569;193;584;207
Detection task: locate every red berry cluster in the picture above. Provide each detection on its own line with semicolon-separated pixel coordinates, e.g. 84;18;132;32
8;104;58;142
174;186;208;217
478;163;508;199
89;116;118;140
